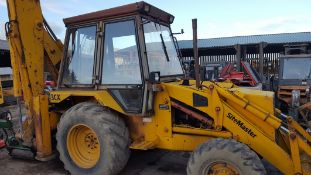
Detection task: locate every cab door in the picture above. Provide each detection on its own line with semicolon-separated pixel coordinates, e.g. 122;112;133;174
100;19;147;114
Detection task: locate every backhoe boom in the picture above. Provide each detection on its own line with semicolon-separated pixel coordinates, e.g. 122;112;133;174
5;0;63;159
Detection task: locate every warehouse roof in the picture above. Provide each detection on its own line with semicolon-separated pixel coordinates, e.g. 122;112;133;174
1;32;311;51
0;39;9;50
178;32;311;49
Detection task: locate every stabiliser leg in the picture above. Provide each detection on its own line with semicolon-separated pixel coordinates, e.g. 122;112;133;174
0;110;35;159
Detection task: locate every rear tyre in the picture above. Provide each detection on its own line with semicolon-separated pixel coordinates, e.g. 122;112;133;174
56;102;130;175
187;138;266;175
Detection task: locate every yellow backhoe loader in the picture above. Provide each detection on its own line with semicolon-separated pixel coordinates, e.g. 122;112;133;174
2;0;311;175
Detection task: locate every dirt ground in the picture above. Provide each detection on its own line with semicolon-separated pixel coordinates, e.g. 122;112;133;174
0;149;189;175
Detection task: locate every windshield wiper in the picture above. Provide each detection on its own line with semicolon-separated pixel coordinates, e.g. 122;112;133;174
160;33;170;62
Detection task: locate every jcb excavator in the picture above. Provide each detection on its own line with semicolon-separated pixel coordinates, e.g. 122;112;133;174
2;0;311;175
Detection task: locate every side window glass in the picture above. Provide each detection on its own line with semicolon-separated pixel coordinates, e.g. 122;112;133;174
62;25;96;85
102;20;141;85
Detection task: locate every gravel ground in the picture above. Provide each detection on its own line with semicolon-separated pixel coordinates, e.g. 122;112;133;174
0;149;189;175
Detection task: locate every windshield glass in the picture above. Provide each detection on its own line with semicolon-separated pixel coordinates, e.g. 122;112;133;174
283;58;311;79
142;18;183;76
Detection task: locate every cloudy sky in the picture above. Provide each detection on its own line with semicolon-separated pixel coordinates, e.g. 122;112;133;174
0;0;310;41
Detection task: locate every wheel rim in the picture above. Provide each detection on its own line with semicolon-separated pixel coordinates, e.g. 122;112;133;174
205;161;240;175
67;124;100;169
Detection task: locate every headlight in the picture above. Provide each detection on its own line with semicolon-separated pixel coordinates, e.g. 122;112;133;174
306;88;310;102
154;73;160;82
291;90;300;107
169;15;175;24
149;71;161;83
144;4;150;13
184;63;190;71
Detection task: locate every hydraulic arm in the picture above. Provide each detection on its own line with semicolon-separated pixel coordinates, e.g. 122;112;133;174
5;0;63;159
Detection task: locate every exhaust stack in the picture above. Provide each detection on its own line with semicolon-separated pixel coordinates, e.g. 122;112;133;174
192;18;201;89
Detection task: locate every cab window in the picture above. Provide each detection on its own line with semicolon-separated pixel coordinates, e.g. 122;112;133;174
62;25;96;85
101;20;143;113
102;20;141;85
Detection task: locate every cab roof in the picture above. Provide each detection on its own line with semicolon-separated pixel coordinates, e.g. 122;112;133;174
63;1;174;26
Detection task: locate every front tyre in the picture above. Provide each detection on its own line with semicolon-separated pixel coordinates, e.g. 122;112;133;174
56;102;130;175
187;138;266;175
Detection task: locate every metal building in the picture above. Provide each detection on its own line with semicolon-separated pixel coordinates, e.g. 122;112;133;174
0;39;11;67
178;32;311;80
0;39;13;87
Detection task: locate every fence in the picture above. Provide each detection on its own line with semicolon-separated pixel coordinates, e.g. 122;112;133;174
181;52;281;77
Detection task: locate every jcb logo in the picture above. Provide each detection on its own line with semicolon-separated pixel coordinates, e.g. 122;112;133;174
50;94;61;101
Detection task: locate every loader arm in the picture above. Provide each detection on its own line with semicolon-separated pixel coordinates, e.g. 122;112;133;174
164;81;311;175
5;0;63;159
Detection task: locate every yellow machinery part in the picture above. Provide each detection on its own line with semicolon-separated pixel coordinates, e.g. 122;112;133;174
207;162;240;175
49;111;60;130
6;0;63;159
67;124;100;169
49;90;124;114
48;78;311;174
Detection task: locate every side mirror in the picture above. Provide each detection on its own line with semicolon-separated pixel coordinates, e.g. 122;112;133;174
149;72;160;84
172;29;184;35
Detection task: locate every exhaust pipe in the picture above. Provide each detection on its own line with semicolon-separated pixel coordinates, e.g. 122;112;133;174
192;18;201;89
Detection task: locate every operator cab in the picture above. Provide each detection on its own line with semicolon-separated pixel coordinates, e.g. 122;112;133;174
278;54;311;86
58;1;183;114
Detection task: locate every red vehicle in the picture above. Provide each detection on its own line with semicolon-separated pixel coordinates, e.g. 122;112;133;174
219;61;261;87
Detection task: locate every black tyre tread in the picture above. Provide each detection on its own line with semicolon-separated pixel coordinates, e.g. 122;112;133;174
187;138;266;175
56;102;130;175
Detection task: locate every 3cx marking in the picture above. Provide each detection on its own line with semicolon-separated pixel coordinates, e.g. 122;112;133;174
227;113;257;138
50;94;61;101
